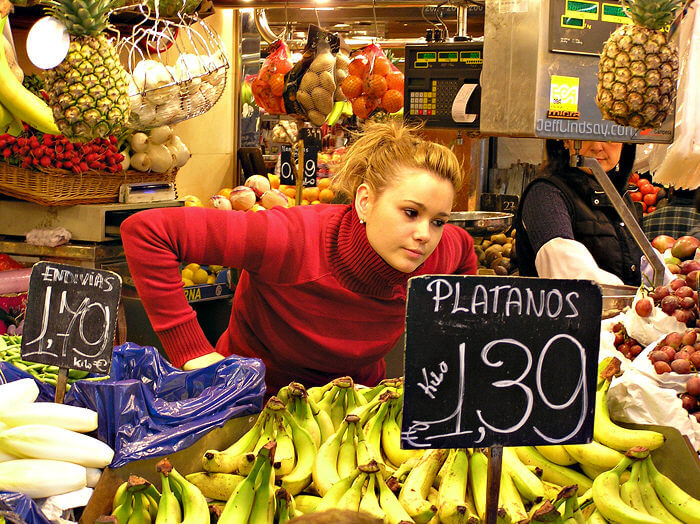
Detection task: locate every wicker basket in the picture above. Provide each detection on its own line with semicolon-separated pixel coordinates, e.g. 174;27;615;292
0;164;178;206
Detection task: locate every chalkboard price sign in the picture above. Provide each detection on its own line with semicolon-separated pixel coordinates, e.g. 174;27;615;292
279;144;295;186
402;275;601;449
302;145;319;187
21;262;122;375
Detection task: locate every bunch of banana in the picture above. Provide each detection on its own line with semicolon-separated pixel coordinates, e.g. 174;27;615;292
109;475;161;524
529;485;586;523
398;448;448;524
285;381;334;447
590;446;700;524
202;396;317;496
0;16;59;135
313;376;369;431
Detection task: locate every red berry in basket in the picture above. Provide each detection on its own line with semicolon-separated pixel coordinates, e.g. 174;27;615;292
653;361;672;374
635;298;654;317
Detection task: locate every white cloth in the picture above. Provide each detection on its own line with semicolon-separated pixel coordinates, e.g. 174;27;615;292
534;237;624;285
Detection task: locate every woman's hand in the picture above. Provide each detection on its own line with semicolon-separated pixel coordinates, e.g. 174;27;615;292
182;352;225;370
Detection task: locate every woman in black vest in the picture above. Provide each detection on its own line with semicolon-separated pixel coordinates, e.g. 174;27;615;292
515;139;642;286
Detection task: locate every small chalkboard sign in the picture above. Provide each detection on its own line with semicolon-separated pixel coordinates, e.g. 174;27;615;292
280;144;295;186
21;262;122;375
402;275;601;449
302;145;319;187
480;193;519;214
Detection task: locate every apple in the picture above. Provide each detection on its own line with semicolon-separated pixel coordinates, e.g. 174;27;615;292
652;234;675;253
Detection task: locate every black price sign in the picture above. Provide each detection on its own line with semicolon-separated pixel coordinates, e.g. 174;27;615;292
21;262;122;375
280;144;295;186
402;275;601;449
302;145;319;187
480;193;520;214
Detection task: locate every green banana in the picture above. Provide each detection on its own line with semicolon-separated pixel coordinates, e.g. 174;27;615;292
337;417;358;480
536;445;577;466
218;443;272;524
167;466;210;524
329;387;348;430
0;17;59;135
591;449;662;524
289;383;322;448
359;472;387;522
275;488;292;524
336;471;367;511
563;441;625;471
376;470;416;524
315;466;363;512
307;395;335;443
637;457;683;523
593;382;665;452
111;496;133;524
155;461;181;524
619;461;649;515
437;448;479;524
184;472;244;501
252;414;275;456
503;446;545;503
0;101;12;133
293;494;322;514
128;492;151;524
143;494;158;522
644;456;700;524
312;416;348;496
279;403;317;495
382;398;421;468
514;447;592;495
248;440;276;524
273;416;296;477
308;381;335;404
113;481;130;511
398;448;447;524
499;466;529;524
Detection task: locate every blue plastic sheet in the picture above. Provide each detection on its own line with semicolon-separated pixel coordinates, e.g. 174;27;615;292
66;342;266;468
0;362;55;402
0;491;53;524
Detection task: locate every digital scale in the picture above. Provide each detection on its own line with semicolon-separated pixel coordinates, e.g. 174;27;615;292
403;41;483;129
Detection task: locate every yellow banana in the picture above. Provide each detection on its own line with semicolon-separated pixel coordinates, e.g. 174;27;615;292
252;414;275;455
336;471;367;511
144;494;158;522
579;461;607;481
563;441;625;471
528;500;561;523
167;466;210;524
279;404;317;495
289;383;321;448
273;416;296;477
293;494;322;514
636;458;683;523
502;446;545;503
184;472;244;501
513;447;592;495
248;441;276;524
359;472;387;522
202;449;255;474
275;488;292;524
593;383;665;453
355;415;375;467
308;381;334;404
535;445;577;466
398;448;447;524
127;492;151;524
619;460;648;514
382;398;421;468
337;418;358;480
499;467;529;524
0;17;59;135
312;416;348;496
329;387;348;430
315;467;363;512
468;449;488;521
591;450;662;524
218;443;272;524
155;463;181;524
438;448;479;524
307;395;335;443
587;508;608;523
364;398;390;464
644;456;700;524
202;410;268;471
376;470;416;524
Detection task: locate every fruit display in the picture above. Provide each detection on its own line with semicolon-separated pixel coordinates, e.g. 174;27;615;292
627;173;666;215
341;43;405;120
648;328;700;375
681;376;700;422
596;0;681;130
43;0;131;141
180;262;225;287
473;231;517;275
295;40;338;127
251;40;293;116
124;125;190;173
611;321;646;361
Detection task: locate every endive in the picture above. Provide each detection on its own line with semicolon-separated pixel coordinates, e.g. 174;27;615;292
0;424;114;468
0;402;98;433
0;458;87;498
0;378;39;411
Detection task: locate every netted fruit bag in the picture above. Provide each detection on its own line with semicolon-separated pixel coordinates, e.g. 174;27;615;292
341;43;405;120
284;26;341;126
251;40;293;115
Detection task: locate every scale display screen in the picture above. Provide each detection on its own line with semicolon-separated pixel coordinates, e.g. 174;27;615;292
549;0;629;55
416;51;436;62
438;51;459;62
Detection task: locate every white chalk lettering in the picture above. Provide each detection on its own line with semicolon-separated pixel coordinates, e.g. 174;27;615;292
471;285;488;314
546;290;563;318
505;287;522;316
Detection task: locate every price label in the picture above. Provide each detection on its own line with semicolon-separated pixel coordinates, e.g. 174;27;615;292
402;275;601;449
302;145;319;187
480;193;520;213
21;262;122;375
280;145;295;186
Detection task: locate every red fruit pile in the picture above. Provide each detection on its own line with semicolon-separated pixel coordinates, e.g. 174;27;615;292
627;173;661;214
649;329;700;374
648;278;699;326
611;322;645;360
679;376;700;423
0;127;124;174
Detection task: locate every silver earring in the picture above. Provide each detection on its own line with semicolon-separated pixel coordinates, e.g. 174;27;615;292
359;217;366;225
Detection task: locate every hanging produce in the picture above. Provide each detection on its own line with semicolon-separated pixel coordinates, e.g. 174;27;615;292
250;39;293;115
595;0;681;130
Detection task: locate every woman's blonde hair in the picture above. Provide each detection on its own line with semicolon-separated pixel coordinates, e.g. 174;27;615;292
332;121;463;201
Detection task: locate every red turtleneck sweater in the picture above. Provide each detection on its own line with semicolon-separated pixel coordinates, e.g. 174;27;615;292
121;204;477;391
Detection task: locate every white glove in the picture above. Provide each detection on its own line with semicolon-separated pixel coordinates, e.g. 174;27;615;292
535;237;624;286
182;352;225;370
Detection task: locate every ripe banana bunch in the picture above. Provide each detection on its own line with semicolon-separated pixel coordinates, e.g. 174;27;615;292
285;381;333;447
398;448;448;524
109;475;162;524
314;376;369;431
591;446;700;524
436;449;479;524
0;16;59;135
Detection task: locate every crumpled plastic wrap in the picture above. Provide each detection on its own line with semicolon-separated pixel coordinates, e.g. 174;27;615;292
65;342;266;468
622;288;686;347
25;227;71;248
0;491;53;524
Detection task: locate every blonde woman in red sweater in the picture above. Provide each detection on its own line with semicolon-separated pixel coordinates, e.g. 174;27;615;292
120;122;477;393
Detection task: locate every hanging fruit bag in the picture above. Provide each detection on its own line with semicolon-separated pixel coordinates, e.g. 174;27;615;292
251;39;293;115
341;43;405;120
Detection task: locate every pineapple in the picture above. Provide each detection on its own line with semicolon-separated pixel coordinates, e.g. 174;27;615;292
43;0;130;141
595;0;681;130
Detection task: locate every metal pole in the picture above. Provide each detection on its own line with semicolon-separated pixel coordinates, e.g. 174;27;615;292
573;155;665;288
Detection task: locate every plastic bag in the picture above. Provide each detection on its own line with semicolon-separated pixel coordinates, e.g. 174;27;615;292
0;491;53;524
251;40;293;115
65;343;265;468
341;43;405;120
284;25;341;125
622;288;686;347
